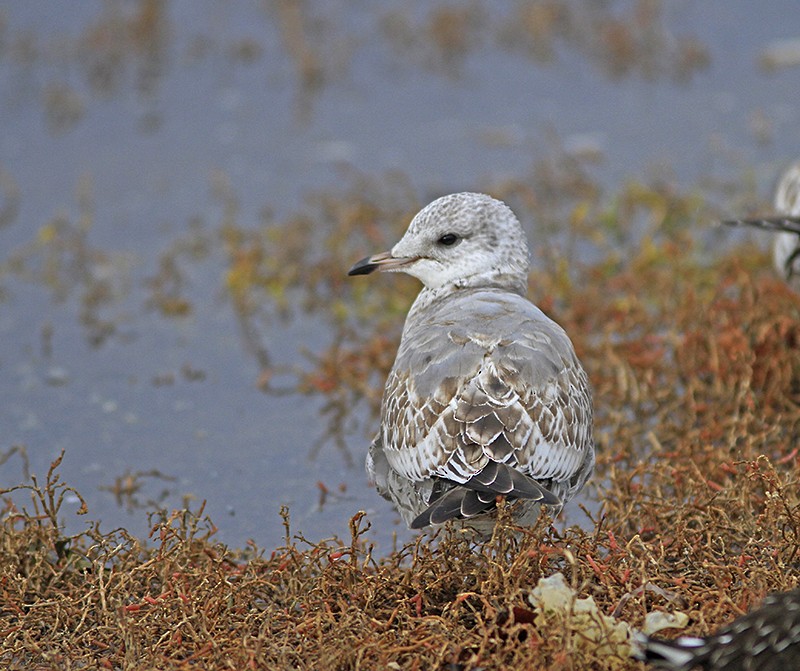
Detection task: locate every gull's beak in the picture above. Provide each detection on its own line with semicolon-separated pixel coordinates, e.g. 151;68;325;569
722;217;800;235
348;250;415;276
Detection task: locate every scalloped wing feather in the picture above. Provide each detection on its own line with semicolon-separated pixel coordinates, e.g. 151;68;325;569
380;288;594;506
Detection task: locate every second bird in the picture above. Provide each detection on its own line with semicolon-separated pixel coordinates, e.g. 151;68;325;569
724;161;800;291
348;192;595;534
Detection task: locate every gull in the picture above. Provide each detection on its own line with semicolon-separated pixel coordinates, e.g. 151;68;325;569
348;192;594;533
723;161;800;291
633;587;800;670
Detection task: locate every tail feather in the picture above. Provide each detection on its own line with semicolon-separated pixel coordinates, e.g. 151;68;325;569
470;460;512;492
409;465;560;529
632;631;708;670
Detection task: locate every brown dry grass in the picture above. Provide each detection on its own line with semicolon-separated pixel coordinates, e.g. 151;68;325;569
3;174;800;669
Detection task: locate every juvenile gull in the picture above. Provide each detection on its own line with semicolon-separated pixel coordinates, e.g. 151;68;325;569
348;192;594;532
633;587;800;671
723;161;800;291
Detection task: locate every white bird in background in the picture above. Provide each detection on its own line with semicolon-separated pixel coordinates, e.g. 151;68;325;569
348;193;594;533
633;587;800;671
723;161;800;291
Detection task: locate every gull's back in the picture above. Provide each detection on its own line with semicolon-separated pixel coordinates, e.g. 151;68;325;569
379;286;594;528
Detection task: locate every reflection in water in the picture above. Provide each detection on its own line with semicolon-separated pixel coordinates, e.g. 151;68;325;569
384;0;710;82
267;0;326;123
0;0;711;136
0;445;30;481
0;167;20;229
145;218;211;318
99;467;177;513
43;83;86;135
80;0;169;108
1;177;132;348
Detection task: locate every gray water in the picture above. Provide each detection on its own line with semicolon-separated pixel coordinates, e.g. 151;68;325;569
1;0;799;552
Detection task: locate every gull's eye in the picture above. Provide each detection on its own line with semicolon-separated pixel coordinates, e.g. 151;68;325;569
437;233;459;246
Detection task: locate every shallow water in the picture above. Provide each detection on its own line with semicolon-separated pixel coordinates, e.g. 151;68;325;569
1;1;799;552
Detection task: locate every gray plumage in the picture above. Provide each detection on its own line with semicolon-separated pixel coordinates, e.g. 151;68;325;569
723;161;800;290
348;192;594;533
634;588;800;671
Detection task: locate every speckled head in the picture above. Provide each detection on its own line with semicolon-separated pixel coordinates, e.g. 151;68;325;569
349;192;531;291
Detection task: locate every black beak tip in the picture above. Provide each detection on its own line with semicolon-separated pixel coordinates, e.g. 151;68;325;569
348;256;378;276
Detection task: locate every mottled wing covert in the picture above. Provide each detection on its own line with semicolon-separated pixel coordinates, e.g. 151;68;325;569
380;288;593;504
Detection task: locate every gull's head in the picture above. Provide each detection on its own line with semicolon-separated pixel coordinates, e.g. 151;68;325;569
348;192;530;290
